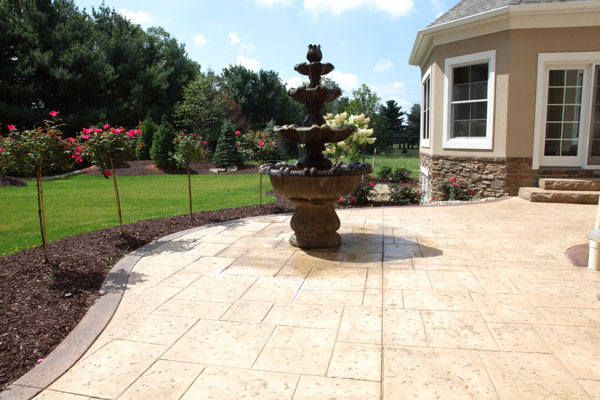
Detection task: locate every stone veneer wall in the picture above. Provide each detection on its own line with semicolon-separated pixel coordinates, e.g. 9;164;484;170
421;153;600;200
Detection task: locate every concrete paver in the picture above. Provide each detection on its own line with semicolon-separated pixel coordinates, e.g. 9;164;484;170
28;198;600;399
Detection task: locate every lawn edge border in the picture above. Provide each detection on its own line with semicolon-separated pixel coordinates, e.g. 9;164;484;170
0;213;289;400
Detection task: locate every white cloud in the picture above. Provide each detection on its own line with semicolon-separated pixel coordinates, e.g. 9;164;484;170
285;76;307;89
235;55;261;71
117;8;154;28
255;0;292;6
429;0;446;17
241;43;256;52
371;81;410;107
193;34;208;47
229;32;241;44
329;70;359;93
374;60;394;73
303;0;414;17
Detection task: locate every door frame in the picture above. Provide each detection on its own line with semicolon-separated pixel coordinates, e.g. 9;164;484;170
532;52;600;170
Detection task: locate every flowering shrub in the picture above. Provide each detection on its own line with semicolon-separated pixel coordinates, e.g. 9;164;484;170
236;129;279;164
1;112;80;262
79;124;141;169
172;133;209;219
339;177;376;205
438;177;475;201
391;167;412;183
78;123;142;234
389;184;420;205
324;112;376;162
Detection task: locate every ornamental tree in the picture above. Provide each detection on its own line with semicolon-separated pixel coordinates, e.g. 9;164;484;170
171;133;208;219
78;124;141;234
212;119;243;167
324;112;376;162
1;113;80;262
236;128;279;206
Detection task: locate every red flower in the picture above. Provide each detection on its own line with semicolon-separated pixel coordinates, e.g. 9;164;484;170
82;134;90;139
0;148;4;153
104;170;112;177
453;183;458;187
103;124;110;130
95;128;102;133
234;130;240;135
66;137;75;143
202;140;207;144
369;182;374;187
134;129;142;136
350;196;356;202
444;193;448;196
449;178;455;182
7;124;15;131
468;190;475;194
49;111;58;117
434;196;438;200
259;140;265;147
126;130;135;138
237;145;240;149
339;197;345;202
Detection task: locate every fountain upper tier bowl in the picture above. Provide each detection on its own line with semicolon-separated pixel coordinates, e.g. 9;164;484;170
274;124;356;145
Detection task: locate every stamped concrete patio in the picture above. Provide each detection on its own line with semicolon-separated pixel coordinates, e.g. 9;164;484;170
23;198;600;399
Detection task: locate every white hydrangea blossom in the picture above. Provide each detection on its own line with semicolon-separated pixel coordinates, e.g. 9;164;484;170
324;112;376;161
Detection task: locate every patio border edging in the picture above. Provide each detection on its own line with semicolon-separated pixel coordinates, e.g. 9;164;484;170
0;219;256;400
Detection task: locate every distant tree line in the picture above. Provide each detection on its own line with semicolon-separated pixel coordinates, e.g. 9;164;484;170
0;0;420;166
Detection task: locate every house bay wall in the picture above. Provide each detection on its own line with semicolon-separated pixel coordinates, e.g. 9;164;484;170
420;26;600;200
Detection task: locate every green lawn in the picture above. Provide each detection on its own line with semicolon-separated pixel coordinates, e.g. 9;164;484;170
0;174;274;256
370;148;420;177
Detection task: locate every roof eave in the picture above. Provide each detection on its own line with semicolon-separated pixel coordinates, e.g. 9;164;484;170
409;0;600;68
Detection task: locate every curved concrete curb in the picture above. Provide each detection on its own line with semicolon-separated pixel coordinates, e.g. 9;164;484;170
0;219;259;400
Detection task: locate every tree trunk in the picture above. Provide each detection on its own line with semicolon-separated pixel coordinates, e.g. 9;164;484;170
109;158;124;235
36;166;48;263
187;166;193;219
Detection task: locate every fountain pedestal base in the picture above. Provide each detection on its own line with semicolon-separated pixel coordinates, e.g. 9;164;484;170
289;198;341;248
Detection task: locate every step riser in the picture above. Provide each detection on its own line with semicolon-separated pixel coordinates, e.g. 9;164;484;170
540;178;600;191
518;187;599;204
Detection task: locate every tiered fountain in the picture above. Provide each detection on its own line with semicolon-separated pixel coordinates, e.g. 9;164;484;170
259;44;372;248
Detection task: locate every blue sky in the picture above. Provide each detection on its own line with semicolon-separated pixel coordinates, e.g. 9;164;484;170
73;0;454;110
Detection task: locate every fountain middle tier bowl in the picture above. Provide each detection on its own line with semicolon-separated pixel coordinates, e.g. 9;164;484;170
289;86;342;105
269;174;362;201
274;124;357;145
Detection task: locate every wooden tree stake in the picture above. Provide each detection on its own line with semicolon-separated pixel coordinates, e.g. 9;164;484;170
36;166;48;263
110;158;124;235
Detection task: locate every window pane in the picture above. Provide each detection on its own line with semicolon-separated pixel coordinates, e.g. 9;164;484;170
453;66;470;85
544;140;560;156
545;123;562;139
453;103;470;120
546;105;563;121
471;102;487;120
548;88;564;104
565;88;582;104
470;120;487;137
453;83;469;101
563;105;581;122
562;123;579;139
566;69;584;86
561;140;578;156
452;121;470;138
470;64;488;82
591;140;600;157
470;82;487;100
549;70;565;86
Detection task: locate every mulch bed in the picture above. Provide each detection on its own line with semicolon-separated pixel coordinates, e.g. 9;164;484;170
0;161;287;390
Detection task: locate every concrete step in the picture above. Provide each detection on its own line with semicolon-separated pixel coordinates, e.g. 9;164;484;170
539;178;600;191
518;187;599;204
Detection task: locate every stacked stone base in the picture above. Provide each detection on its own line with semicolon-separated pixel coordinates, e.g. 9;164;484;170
420;153;600;201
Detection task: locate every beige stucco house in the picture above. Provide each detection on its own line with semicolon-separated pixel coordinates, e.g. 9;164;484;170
409;0;600;200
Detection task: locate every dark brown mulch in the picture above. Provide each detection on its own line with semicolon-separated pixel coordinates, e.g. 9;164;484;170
0;164;292;390
0;176;26;187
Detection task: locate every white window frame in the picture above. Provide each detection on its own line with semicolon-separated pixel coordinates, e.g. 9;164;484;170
421;66;432;148
532;52;600;169
443;50;496;150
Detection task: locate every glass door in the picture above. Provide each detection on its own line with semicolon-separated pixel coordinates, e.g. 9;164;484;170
587;66;600;165
540;68;585;167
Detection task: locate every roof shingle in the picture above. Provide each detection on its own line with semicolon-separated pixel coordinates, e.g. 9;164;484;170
429;0;589;27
